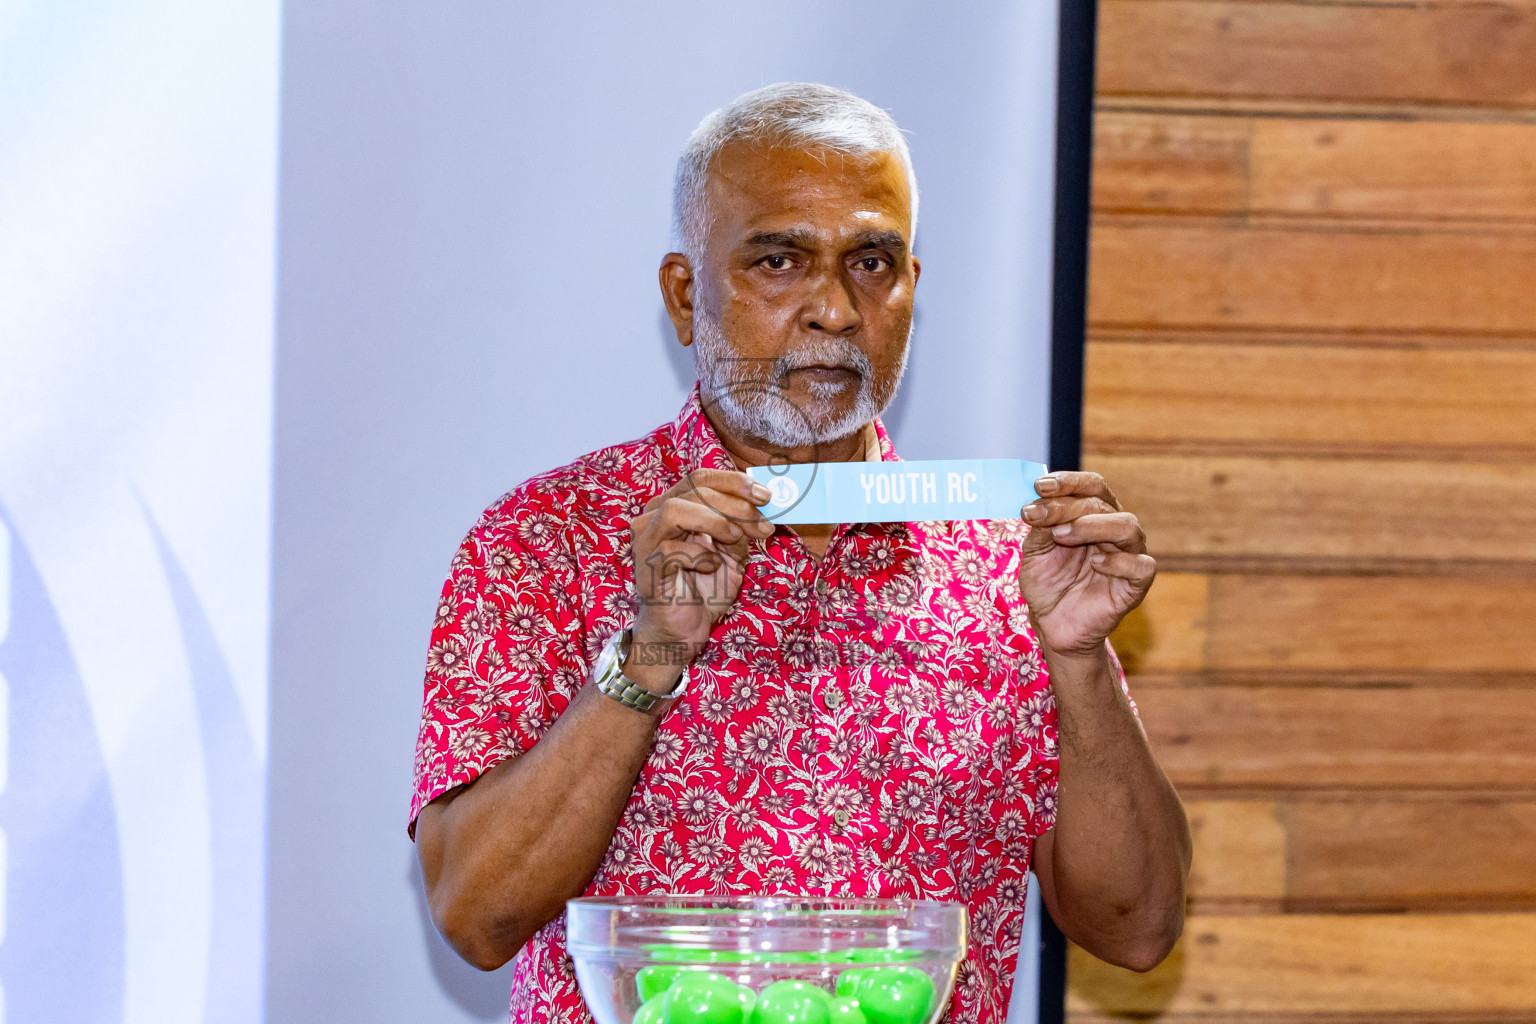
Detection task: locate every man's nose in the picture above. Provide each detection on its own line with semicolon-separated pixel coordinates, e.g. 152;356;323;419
800;267;862;336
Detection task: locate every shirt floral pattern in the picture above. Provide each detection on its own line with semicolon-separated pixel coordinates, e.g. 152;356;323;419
411;390;1125;1023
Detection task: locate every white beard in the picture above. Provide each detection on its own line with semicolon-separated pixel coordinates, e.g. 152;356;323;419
692;307;910;450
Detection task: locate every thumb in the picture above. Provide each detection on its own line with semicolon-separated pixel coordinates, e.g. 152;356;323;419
1019;522;1056;559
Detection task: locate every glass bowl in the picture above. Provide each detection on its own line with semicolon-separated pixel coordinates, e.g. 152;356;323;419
566;895;968;1024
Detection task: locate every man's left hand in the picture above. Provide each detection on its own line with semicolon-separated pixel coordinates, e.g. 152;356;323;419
1017;471;1155;659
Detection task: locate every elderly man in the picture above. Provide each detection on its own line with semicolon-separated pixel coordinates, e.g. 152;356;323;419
411;83;1189;1023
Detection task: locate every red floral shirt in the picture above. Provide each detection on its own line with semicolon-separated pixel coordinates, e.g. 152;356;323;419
412;392;1115;1023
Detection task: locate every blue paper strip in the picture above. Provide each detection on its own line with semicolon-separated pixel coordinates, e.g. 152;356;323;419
746;459;1049;524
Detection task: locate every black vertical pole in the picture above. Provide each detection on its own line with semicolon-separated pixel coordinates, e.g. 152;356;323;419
1036;910;1069;1024
1048;0;1098;479
1042;0;1099;1020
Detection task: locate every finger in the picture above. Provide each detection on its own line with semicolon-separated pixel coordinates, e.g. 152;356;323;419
640;538;738;592
689;528;753;573
1047;512;1146;553
643;470;771;514
673;537;722;605
1088;548;1157;586
653;497;750;546
1019;520;1057;557
1021;495;1117;527
1033;471;1121;510
681;486;776;535
677;469;772;507
636;545;702;605
660;549;707;605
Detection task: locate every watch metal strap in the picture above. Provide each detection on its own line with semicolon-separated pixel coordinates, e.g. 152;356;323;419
592;628;688;715
596;672;668;713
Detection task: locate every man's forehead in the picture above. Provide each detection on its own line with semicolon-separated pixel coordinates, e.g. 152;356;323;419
706;142;911;227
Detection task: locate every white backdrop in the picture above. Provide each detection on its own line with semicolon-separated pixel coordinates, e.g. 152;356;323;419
0;0;278;1022
0;1;1066;1021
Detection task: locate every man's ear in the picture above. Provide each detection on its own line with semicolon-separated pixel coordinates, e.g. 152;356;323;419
658;254;696;347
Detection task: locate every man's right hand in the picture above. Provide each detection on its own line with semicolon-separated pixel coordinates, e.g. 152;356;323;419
420;468;772;971
625;468;775;692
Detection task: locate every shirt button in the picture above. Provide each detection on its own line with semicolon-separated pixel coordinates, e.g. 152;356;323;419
822;689;843;711
816;579;829;597
833;809;851;828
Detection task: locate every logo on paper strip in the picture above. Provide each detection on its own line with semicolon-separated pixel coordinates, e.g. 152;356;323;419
764;475;800;510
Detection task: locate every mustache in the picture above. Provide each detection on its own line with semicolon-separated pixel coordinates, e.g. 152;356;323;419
773;339;873;379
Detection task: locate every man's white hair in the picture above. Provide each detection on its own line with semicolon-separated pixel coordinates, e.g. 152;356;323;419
672;82;919;262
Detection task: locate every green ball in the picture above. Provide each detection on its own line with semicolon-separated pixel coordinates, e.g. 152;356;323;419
635;1000;667;1024
751;980;832;1024
663;972;746;1024
827;997;868;1024
736;983;757;1016
834;969;874;999
638;966;684;1003
851;968;933;1024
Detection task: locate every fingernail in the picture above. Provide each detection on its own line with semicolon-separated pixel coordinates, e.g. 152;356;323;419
751;484;771;503
1051;524;1071;538
1090;549;1106;564
1024;503;1046;522
1035;477;1058;495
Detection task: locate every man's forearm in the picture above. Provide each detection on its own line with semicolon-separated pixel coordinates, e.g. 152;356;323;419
415;682;660;970
1036;643;1190;972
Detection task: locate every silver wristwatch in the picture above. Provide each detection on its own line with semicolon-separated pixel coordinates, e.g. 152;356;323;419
591;628;690;715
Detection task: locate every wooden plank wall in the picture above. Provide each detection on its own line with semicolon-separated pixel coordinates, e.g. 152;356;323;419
1072;1;1536;1020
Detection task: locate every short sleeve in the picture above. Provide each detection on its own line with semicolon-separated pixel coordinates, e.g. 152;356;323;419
408;490;588;835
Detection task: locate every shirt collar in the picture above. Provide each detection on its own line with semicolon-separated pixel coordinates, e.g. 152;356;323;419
672;384;901;472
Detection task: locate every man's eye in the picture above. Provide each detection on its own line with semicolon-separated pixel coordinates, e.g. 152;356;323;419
763;255;792;270
859;256;890;272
